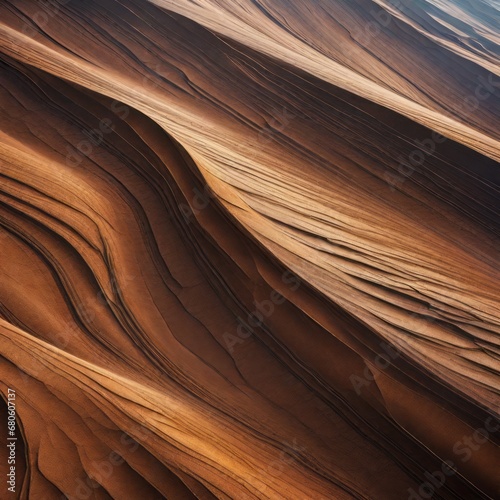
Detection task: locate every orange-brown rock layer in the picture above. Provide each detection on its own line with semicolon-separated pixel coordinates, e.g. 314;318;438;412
0;0;498;499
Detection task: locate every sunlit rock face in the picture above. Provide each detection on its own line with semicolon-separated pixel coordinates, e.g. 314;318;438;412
0;0;499;498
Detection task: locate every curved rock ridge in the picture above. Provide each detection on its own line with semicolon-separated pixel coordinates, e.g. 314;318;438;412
0;0;498;499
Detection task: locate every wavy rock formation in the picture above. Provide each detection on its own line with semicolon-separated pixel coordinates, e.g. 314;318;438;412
0;0;499;498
